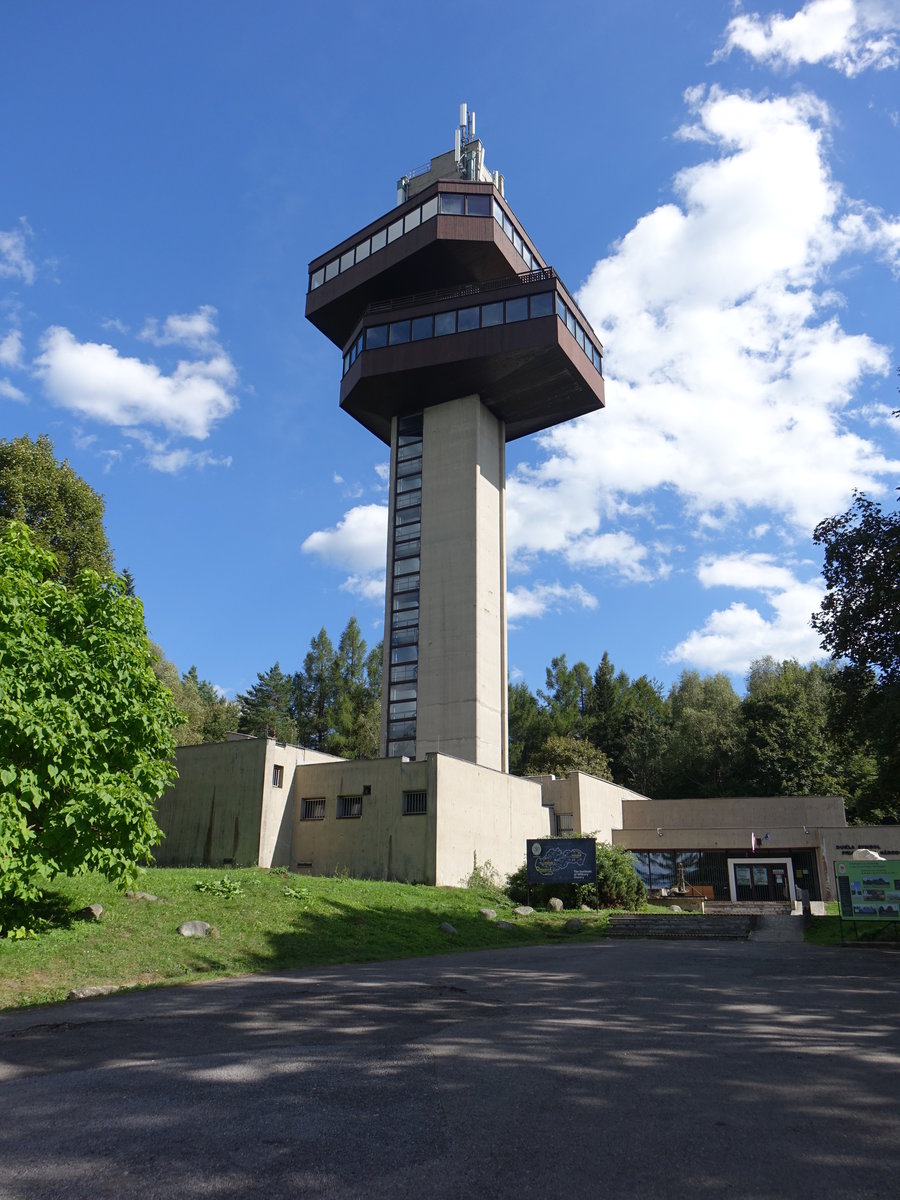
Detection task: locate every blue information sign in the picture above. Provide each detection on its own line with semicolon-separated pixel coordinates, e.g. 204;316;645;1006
527;837;597;885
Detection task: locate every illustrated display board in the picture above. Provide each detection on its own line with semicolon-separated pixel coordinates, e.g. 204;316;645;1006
526;838;597;885
835;860;900;921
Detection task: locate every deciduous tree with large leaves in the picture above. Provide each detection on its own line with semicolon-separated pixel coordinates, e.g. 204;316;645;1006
0;523;180;932
0;434;112;586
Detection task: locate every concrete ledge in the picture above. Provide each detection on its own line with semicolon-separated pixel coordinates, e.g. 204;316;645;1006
608;915;751;940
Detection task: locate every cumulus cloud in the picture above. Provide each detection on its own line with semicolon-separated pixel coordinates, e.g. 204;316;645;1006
0;329;24;369
0;378;26;403
34;322;238;440
500;81;900;672
139;304;222;352
302;503;388;582
719;0;900;76
666;553;825;672
129;431;232;473
507;581;598;623
0;220;35;285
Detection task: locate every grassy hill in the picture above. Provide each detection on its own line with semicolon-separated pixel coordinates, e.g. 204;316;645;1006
0;866;610;1010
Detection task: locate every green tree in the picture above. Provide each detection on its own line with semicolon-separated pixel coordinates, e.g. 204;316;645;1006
237;662;297;743
0;522;180;929
616;675;669;796
525;733;612;780
812;491;900;683
812;486;900;815
740;658;838;796
0;434;113;586
508;680;548;775
584;651;632;773
329;619;382;758
293;628;339;750
662;670;743;797
538;654;592;738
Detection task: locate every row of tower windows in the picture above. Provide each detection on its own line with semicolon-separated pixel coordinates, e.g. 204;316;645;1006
387;414;423;759
309;192;544;292
341;290;602;377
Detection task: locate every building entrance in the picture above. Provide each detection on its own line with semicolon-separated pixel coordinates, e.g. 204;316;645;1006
730;859;793;903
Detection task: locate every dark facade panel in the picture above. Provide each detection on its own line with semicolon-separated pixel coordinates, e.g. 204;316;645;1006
306;219;522;347
340;316;604;444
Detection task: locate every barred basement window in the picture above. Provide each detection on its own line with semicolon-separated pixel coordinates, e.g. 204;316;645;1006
556;812;574;834
301;798;326;820
403;790;427;815
272;764;284;788
337;795;363;819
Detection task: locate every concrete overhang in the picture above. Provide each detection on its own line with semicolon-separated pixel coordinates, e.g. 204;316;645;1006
339;312;604;444
306;183;544;348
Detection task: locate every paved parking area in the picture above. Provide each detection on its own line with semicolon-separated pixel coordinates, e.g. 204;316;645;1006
1;939;898;1199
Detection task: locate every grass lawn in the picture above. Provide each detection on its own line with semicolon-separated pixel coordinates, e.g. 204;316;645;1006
0;867;615;1011
803;902;900;947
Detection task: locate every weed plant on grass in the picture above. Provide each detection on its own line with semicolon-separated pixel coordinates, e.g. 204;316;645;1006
0;867;612;1011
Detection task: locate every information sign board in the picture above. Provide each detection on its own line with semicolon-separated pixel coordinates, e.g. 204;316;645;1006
526;838;597;886
835;860;900;922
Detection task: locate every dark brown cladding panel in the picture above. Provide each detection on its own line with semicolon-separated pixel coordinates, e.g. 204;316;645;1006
339;316;604;444
306;217;524;347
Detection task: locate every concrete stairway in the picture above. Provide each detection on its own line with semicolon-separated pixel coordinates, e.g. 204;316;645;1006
607;914;751;940
705;901;795;917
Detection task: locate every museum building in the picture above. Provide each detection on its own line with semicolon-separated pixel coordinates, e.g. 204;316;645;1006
154;109;900;905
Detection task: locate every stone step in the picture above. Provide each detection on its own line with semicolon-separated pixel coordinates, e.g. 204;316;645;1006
607;914;751;940
706;901;795;917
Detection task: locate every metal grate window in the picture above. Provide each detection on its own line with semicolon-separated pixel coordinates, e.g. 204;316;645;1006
337;795;363;819
301;798;326;821
556;812;574;834
402;790;427;816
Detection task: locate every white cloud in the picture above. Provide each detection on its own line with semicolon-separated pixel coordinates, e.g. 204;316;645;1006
519;85;899;544
340;573;386;602
719;0;900;76
0;329;24;369
302;503;388;575
666;553;825;672
507;581;598;623
0;220;35;285
139;304;221;352
0;378;26;403
34;324;238;440
130;432;232;473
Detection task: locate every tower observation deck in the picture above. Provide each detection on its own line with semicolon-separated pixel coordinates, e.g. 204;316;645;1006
306;106;604;771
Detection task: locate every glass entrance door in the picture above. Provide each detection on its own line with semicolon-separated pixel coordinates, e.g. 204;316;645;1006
733;860;792;901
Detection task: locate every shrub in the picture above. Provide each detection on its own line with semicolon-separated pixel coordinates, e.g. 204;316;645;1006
506;841;645;911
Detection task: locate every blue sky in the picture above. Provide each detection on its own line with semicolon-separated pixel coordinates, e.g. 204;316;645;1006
2;0;899;700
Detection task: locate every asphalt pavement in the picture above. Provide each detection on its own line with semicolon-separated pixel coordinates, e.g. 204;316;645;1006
1;938;898;1199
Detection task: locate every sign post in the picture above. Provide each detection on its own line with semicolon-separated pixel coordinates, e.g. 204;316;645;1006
835;859;900;943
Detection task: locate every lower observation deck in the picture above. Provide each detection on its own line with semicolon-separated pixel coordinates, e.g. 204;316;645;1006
338;269;605;444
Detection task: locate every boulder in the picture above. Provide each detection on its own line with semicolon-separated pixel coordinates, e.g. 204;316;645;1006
177;920;217;938
564;918;583;933
547;897;564;912
513;906;534;917
125;891;159;901
67;984;120;1000
478;908;497;920
439;921;458;935
669;904;683;913
496;920;516;931
76;904;103;921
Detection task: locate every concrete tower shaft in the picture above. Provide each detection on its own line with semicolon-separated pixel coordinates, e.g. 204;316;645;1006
306;115;605;770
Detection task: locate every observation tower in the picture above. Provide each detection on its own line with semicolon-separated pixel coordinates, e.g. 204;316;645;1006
306;105;605;773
